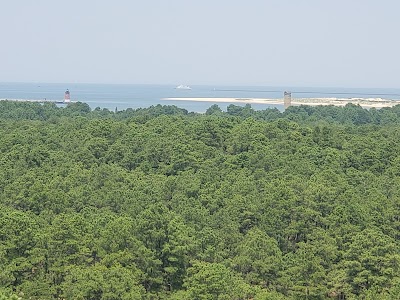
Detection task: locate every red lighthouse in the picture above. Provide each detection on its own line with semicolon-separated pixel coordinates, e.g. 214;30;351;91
64;89;71;103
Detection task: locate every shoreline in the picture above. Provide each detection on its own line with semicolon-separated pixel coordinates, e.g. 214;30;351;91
0;99;77;104
162;97;400;108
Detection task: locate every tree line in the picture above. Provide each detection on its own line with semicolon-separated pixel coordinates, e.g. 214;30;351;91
0;100;399;299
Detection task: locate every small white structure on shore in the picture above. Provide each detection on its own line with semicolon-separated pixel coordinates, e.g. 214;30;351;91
64;89;71;103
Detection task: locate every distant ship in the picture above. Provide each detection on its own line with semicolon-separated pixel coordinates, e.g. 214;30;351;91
175;84;191;90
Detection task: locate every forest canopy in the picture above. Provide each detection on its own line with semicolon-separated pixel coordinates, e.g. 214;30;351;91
0;101;399;300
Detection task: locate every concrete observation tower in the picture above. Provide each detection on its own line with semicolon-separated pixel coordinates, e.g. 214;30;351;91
64;89;71;103
284;91;292;109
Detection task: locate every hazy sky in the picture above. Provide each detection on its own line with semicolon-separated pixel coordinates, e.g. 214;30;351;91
1;0;399;87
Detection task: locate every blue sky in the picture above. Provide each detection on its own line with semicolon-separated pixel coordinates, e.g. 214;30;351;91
1;0;399;87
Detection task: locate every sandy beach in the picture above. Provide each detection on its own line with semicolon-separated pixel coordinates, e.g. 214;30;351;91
162;97;400;108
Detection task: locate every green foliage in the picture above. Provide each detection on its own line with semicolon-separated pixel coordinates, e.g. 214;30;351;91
0;290;22;300
184;261;251;300
61;265;144;300
0;101;400;299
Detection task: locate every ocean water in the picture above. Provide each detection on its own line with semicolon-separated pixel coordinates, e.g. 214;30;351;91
1;82;400;113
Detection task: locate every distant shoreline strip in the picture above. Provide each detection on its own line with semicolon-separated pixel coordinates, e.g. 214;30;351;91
162;97;400;108
0;98;74;104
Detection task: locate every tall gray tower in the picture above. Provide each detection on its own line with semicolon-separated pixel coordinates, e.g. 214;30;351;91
284;91;292;109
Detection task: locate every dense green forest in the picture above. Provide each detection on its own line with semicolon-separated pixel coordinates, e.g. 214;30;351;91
1;100;400;300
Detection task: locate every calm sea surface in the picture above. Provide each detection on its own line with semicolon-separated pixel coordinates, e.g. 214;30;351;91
1;82;400;113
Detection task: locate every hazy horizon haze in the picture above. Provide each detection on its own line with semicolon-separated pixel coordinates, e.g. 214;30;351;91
1;0;399;88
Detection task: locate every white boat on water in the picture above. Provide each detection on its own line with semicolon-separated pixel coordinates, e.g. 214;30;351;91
175;84;191;90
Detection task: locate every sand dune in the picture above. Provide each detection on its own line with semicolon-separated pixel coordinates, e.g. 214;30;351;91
162;97;400;108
